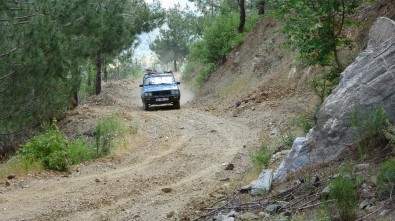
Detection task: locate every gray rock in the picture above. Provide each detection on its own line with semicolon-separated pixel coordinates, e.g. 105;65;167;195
273;138;309;181
273;17;395;182
251;169;273;195
227;210;239;218
359;200;372;210
355;163;370;171
265;204;281;214
213;214;227;221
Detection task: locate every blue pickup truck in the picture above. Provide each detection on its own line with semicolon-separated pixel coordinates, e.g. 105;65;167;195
139;71;181;111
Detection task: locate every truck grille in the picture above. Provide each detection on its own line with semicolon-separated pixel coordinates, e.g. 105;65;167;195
152;90;171;96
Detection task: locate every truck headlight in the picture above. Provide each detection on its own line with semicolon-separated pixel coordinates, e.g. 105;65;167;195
144;92;152;97
171;90;180;95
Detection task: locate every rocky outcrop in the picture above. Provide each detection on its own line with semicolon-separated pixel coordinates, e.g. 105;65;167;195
251;169;273;196
274;17;395;182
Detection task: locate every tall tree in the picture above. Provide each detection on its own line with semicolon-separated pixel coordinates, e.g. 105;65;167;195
189;0;222;16
0;0;163;153
150;6;198;71
238;0;246;33
257;0;265;15
268;0;361;71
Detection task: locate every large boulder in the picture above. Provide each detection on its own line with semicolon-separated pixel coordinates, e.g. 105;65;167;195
274;17;395;182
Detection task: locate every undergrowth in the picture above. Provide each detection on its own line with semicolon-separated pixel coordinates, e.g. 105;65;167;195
15;120;94;172
377;157;395;199
350;106;390;160
0;115;132;176
329;163;358;221
252;132;296;171
94;116;127;156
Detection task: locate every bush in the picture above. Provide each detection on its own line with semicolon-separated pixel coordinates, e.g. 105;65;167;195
189;12;258;65
310;66;340;104
384;120;395;151
17;122;93;172
329;164;358;221
94;116;127;156
377;157;395;198
350;106;389;159
253;144;273;169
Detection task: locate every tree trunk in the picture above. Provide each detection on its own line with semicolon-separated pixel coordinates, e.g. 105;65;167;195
74;91;78;106
173;60;177;72
238;0;246;33
104;65;108;81
95;52;102;95
257;0;265;15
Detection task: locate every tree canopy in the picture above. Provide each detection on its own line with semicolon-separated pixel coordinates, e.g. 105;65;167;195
268;0;361;70
149;6;200;71
0;0;162;152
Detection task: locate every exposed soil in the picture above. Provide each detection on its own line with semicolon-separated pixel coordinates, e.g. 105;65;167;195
0;60;313;220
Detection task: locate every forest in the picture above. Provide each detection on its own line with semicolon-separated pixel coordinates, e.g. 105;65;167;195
0;0;367;157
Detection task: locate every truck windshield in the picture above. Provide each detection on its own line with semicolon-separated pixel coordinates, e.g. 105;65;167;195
144;76;175;85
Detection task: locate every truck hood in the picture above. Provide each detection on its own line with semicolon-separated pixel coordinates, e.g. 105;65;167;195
142;84;179;93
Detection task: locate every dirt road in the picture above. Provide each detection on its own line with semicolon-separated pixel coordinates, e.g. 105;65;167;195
0;77;260;221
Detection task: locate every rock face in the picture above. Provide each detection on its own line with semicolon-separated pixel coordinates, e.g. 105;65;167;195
274;17;395;182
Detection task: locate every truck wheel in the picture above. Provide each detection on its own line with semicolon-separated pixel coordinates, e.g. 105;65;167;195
143;102;149;111
173;101;180;109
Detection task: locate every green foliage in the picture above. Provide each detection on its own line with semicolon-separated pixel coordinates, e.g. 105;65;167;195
94;116;127;156
329;164;358;221
377;157;395;198
150;6;199;71
253;144;273;168
17;121;93;172
268;0;362;70
189;12;259;65
0;0;163;153
299;115;314;134
280;132;296;149
350;106;389;159
196;63;216;88
80;60;97;99
384;120;395;151
310;67;341;103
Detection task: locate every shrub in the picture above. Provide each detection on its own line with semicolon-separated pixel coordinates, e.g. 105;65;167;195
280;132;296;149
377;157;395;198
253;144;273;168
350;106;389;159
94;116;127;156
329;164;358;221
310;66;340;104
17;122;93;172
189;12;258;65
384;120;395;151
299;114;314;133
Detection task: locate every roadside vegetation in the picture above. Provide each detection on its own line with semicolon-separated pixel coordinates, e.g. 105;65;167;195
0;116;133;177
0;0;164;157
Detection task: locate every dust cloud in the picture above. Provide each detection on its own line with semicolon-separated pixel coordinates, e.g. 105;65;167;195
174;72;195;105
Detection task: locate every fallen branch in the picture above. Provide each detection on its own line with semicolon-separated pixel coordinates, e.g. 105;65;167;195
298;200;334;211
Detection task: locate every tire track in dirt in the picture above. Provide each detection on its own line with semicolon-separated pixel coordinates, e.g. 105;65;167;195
0;79;259;221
